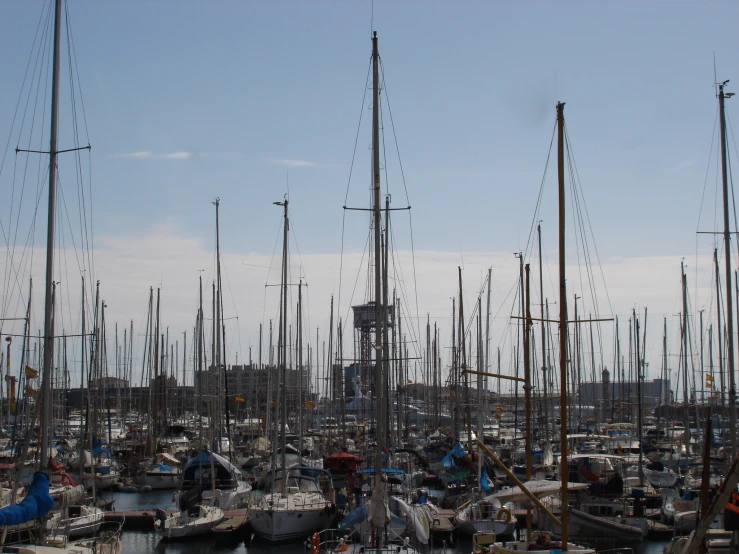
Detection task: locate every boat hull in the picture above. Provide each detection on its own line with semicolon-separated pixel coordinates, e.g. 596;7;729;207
248;507;331;542
135;471;181;490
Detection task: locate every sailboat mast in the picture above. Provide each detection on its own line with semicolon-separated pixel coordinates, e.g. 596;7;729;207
198;276;204;446
298;280;303;463
682;262;690;456
718;81;737;457
371;30;384;481
524;264;533;539
538;224;548;439
40;0;62;470
556;101;570;550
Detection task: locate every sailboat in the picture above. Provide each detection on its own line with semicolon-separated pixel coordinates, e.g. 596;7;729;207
179;450;251;511
318;31;426;554
0;1;122;552
248;199;334;543
488;104;595;554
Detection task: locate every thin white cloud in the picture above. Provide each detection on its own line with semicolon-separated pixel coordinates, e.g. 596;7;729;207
267;158;324;167
114;151;194;160
161;152;193;160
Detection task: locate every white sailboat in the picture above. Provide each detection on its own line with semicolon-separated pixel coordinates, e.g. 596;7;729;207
490;103;596;554
154;504;224;540
454;498;517;537
247;199;333;543
0;0;119;552
135;452;182;490
179;450;251;510
249;471;333;542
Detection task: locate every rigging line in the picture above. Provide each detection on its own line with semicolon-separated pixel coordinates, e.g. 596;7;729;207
0;0;50;182
338;228;372;342
566;127;599;324
388;218;421;358
337;60;372;338
564;125;614;320
260;208;285;356
523;120;557;263
696;109;720;244
378;57;409;206
65;4;94;289
3;0;52;256
379;58;423;349
2;7;53;322
2;161;50;330
725;114;739;269
380;67;421;352
343;60;372;207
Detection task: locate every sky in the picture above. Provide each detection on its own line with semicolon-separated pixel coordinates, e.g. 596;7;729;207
1;0;739;399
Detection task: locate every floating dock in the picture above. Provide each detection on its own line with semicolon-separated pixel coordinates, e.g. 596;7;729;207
214;508;250;535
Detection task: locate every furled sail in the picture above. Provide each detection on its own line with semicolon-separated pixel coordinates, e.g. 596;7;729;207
0;472;54;526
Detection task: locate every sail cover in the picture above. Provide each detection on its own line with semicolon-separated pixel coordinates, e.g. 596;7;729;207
0;472;54;526
367;477;390;528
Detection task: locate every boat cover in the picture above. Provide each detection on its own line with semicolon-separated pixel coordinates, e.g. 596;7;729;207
0;472;54;526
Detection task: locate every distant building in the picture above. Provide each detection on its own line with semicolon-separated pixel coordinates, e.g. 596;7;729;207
195;364;312;416
90;376;129;391
579;377;670;420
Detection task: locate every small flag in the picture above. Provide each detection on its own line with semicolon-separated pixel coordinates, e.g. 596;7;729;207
305;400;314;407
707;375;715;388
25;366;38;379
235;395;245;403
382;446;392;458
24;384;38;399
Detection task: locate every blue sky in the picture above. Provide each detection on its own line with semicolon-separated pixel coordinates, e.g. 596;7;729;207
1;1;739;392
3;0;738;255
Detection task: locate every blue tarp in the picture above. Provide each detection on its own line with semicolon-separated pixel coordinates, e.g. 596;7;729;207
442;452;455;469
481;469;491;492
158;464;171;472
0;472;53;526
358;467;405;475
450;442;466;458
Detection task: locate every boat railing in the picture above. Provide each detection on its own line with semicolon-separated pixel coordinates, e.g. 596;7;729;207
597;548;634;554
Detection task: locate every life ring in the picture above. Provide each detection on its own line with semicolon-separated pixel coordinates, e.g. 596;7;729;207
311;532;320;554
497;507;512;523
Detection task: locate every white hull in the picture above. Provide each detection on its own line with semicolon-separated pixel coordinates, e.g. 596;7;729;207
248;506;331;542
47;506;105;539
546;509;643;543
201;482;251;510
155;505;224;540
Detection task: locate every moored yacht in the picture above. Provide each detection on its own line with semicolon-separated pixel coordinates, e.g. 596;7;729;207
248;468;333;542
180;450;251;510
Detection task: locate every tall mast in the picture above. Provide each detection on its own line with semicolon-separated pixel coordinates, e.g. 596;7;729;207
298;280;303;463
198;276;203;446
485;267;492;430
714;249;725;410
718;81;737;457
40;0;63;470
682;262;690;456
371;30;384;484
538;223;548;439
274;198;289;490
459;268;472;455
556;101;570;549
524;264;533;539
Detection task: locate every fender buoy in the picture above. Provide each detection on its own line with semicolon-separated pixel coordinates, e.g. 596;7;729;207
311;532;320;554
497;507;512;524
